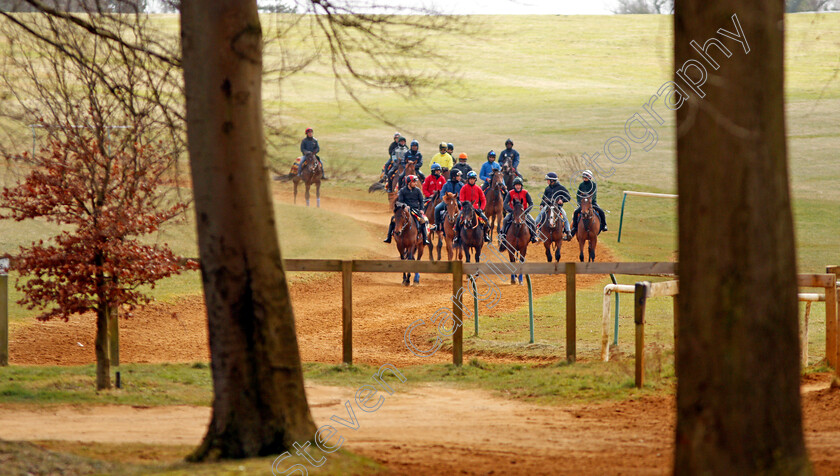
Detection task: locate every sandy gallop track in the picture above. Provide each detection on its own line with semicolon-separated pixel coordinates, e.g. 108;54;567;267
10;185;616;366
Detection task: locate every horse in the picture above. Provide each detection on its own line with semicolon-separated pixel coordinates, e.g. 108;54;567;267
387;161;406;210
392;203;427;285
424;191;443;261
500;162;516;191
575;195;601;262
484;170;506;243
398;161;417;190
456;201;484;263
503;198;530;285
293;150;322;207
540;195;566;262
441;192;461;261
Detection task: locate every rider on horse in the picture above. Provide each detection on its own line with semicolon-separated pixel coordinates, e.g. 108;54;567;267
498;177;538;250
404;140;425;183
299;127;327;180
388;132;400;158
383;175;431;245
450;153;473;182
431;142;454;174
454;171;491;244
384;136;410;190
535;172;572;241
422;163;446;202
499;138;522;179
479;150;502;192
432;169;464;230
570;170;608;236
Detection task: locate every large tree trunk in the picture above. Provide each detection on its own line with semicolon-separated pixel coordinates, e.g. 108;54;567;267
94;305;110;390
180;0;316;460
674;2;809;474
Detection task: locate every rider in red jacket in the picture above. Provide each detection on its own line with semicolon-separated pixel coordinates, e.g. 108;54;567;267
454;171;491;244
422;163;446;199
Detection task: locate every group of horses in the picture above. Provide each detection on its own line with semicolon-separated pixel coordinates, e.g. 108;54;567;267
387;163;601;286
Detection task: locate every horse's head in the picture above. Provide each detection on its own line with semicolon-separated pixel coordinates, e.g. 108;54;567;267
511;198;523;223
580;195;593;219
460;200;476;225
304;151;318;172
405;160;416;174
393;203;411;237
444;192;460;220
491;169;505;189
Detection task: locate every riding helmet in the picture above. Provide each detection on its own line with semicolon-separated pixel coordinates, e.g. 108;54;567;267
394;132;400;138
430;163;442;171
505;138;513;145
398;136;406;143
459;153;468;160
582;170;593;179
466;171;478;179
439;142;448;149
405;175;416;183
454;170;463;176
410;140;419;147
305;127;313;134
487;150;496;158
513;177;523;186
545;172;559;181
447;143;454;150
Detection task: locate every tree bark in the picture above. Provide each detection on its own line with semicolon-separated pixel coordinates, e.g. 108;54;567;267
94;305;111;390
180;0;316;460
674;1;809;474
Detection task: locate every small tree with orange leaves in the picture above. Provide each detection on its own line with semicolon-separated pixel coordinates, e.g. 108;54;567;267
1;125;195;389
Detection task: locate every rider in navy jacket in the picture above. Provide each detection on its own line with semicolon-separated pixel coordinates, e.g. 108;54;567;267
299;127;326;179
383;176;430;245
499;138;520;170
433;170;464;230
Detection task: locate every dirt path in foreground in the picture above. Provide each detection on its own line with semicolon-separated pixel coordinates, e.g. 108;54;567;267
1;376;838;475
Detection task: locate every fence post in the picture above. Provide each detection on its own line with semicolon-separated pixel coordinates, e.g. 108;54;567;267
565;262;576;363
452;260;463;366
0;267;7;367
469;275;479;337
341;260;353;365
634;281;650;388
527;274;534;344
108;306;119;367
617;192;628;243
826;266;839;371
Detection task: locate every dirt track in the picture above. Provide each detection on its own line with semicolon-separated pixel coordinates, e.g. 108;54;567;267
10;187;614;366
1;377;838;475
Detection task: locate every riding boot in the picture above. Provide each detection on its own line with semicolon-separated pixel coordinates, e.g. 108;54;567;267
423;227;431;245
383;219;395;243
484;226;491;243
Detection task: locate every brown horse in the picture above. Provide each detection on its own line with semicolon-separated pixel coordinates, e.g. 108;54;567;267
456;201;484;263
293;150;322;207
540;195;566;262
503;198;530;285
424;191;443;261
387;161;406;210
500;162;516;191
575;195;601;262
484;170;506;243
399;161;417;189
392;203;427;285
441;192;461;261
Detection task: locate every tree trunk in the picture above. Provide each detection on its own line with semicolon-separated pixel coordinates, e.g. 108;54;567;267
674;2;809;474
94;305;111;390
180;0;316;460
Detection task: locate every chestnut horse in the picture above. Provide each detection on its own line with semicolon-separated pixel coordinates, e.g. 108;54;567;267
503;198;530;285
575;195;601;262
392;203;427;285
456;201;484;263
540;195;566;262
293;150;322;207
440;192;461;261
484;170;506;243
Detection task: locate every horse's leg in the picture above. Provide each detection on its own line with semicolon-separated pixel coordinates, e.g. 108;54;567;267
305;182;310;207
316;181;321;208
590;235;597;262
293;180;298;204
436;232;443;261
578;237;585;262
544;240;552;262
555;238;562;262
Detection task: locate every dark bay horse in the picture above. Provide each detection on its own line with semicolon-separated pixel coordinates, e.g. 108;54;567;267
393;203;427;285
575;195;601;262
500;162;516;191
441;192;461;261
456;201;484;263
484;170;506;243
540;195;566;262
293;150;322;207
504;198;530;285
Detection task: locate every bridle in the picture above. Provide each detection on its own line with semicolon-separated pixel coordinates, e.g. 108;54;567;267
394;206;411;237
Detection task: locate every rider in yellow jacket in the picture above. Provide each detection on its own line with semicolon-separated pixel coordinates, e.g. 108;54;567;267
430;142;454;171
